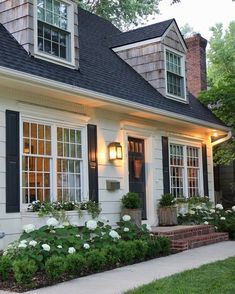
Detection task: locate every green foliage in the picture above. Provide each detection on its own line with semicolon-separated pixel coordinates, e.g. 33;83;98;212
121;192;141;209
158;236;171;255
77;0;161;29
132;240;149;261
146;239;161;258
28;200;101;221
0;255;12;280
116;241;137;264
65;253;86;275
45;256;66;280
199;21;235;165
159;194;176;207
13;259;37;284
85;249;107;272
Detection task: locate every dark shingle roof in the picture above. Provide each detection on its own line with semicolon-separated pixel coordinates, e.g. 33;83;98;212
108;19;173;48
0;8;225;128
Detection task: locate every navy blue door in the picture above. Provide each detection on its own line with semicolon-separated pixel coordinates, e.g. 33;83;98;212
128;137;146;219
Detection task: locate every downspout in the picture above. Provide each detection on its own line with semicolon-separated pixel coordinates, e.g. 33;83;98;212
211;131;232;147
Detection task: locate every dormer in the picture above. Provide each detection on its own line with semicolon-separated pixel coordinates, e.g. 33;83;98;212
109;19;188;103
0;0;79;68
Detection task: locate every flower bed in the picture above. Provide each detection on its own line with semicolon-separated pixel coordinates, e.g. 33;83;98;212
0;216;171;292
178;204;235;240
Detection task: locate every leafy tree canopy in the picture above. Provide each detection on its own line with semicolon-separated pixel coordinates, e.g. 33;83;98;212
199;22;235;165
77;0;180;29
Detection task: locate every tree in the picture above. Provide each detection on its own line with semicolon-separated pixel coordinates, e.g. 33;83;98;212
180;23;197;38
199;22;235;165
77;0;181;29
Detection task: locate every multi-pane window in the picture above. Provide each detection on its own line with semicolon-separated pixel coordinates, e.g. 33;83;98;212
166;50;185;99
57;127;82;202
37;0;71;61
169;143;201;198
22;121;83;204
22;122;52;203
169;144;184;198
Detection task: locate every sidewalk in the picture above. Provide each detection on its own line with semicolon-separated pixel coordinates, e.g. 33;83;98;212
1;241;234;294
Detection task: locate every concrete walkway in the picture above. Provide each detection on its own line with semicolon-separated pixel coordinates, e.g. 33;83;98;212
1;241;234;294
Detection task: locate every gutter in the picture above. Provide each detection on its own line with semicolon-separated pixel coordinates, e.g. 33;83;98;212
211;131;232;147
0;66;230;132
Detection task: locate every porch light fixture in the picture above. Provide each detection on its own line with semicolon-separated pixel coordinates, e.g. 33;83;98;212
108;142;123;160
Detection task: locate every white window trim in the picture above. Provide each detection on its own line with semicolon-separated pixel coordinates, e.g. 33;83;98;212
168;138;204;198
20;113;89;211
164;46;187;103
33;0;75;68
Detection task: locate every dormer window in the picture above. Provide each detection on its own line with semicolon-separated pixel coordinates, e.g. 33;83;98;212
165;49;186;101
35;0;75;66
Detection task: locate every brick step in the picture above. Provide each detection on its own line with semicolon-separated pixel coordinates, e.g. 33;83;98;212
153;225;215;241
171;232;229;252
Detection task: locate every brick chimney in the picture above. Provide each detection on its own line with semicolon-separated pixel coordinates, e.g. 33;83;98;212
185;34;207;97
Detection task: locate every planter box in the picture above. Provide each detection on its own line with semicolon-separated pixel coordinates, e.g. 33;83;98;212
21;211;94;228
121;208;142;226
158;207;178;226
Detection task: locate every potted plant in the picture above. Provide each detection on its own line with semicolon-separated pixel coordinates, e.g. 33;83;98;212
158;193;178;226
121;192;142;226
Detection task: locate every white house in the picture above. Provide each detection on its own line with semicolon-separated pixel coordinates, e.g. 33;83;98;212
0;0;229;248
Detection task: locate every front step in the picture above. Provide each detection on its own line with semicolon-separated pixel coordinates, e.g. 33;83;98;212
152;225;229;252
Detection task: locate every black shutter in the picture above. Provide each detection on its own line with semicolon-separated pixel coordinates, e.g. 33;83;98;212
162;136;170;194
6;110;20;213
202;143;209;196
87;124;98;202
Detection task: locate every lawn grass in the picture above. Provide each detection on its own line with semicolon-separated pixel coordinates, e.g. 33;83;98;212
125;256;235;294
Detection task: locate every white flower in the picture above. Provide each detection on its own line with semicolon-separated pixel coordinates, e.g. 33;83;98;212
216;204;223;210
18;243;27;248
210;209;215;213
189;210;195;215
195;205;202;210
20;239;28;244
225;210;232;214
220;217;226;220
124;227;129;232
62;221;70;227
29;240;37;247
83;243;90;249
23;224;36;233
232;206;235;212
109;230;121;239
122;215;131;222
76;234;81;238
146;224;152;232
3;251;8;256
57;245;62;249
86;220;97;230
204;221;209;225
42;244;50;251
68;247;76;254
46;217;59;227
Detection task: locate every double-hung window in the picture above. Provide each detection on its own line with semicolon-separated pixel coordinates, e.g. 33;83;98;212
36;0;73;63
166;50;186;100
22;120;83;204
169;143;201;198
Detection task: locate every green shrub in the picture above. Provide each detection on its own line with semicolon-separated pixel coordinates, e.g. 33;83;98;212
0;255;12;280
103;245;121;267
132;240;149;261
65;253;86;275
146;239;161;258
158;236;171;254
85;249;107;272
116;241;137;264
121;192;140;209
45;256;66;280
159;193;176;207
13;259;37;284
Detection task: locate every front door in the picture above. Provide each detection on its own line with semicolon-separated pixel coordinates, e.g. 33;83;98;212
128;137;146;219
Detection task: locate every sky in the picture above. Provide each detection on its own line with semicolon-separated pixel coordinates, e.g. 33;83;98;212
146;0;235;41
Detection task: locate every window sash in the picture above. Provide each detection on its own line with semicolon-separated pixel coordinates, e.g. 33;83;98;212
21;120;83;204
169;143;200;198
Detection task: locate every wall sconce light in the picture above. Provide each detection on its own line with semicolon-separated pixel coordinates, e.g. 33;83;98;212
108;142;123;160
